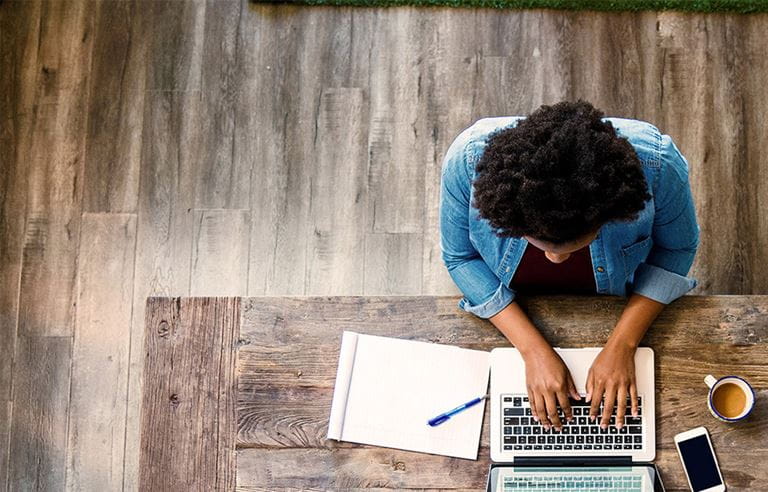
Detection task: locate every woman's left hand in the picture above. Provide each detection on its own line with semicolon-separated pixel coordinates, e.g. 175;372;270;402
585;340;639;429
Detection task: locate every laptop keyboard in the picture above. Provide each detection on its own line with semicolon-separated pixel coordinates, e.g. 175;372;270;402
503;473;643;490
501;394;644;452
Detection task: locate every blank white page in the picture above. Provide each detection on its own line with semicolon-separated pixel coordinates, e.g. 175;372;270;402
328;331;490;460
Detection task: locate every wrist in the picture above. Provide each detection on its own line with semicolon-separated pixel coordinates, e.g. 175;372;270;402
606;335;638;352
519;337;555;360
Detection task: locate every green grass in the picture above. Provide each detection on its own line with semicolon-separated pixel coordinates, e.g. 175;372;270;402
251;0;768;13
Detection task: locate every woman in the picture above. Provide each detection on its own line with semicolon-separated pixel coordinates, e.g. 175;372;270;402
439;100;699;432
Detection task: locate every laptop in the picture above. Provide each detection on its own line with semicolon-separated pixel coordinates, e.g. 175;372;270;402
487;347;665;491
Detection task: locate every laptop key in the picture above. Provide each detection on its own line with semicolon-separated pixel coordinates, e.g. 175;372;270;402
594;444;603;450
574;444;583;450
584;444;593;450
521;417;530;426
505;408;523;416
504;436;515;444
513;397;522;406
634;444;642;449
503;396;513;402
537;436;546;444
634;436;642;443
514;445;522;450
533;445;543;450
504;427;512;435
524;445;532;450
624;444;632;450
564;444;573;450
556;436;565;444
628;426;642;434
626;416;642;425
580;426;589;434
554;445;563;450
595;436;604;443
504;445;513;450
523;427;531;435
544;445;553;450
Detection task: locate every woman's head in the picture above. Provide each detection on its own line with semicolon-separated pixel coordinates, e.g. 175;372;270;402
472;100;651;247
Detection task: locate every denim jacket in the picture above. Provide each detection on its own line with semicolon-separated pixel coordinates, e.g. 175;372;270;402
439;116;700;319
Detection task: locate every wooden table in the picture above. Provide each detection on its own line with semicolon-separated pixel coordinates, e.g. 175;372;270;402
139;296;768;491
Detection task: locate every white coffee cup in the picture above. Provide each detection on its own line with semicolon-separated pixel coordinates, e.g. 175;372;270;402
705;374;755;422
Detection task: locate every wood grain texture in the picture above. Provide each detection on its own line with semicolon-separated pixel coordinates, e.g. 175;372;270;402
82;0;148;213
8;335;71;491
241;5;315;295
367;10;426;234
364;233;423;294
123;5;206;483
17;0;94;338
306;87;367;295
123;87;198;491
238;295;768;490
66;213;137;491
0;400;10;490
191;209;250;296
193;0;249;209
140;297;239;492
0;0;36;400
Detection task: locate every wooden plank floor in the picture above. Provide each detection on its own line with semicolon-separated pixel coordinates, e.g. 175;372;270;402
1;0;768;489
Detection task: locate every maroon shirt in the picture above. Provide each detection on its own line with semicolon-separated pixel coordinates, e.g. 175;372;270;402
509;244;597;295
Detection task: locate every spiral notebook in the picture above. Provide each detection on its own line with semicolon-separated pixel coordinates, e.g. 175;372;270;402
326;331;491;460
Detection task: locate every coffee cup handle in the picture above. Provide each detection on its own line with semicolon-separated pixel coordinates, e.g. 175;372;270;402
704;375;718;389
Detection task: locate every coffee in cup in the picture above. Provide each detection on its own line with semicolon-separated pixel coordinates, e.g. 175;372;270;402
705;375;755;422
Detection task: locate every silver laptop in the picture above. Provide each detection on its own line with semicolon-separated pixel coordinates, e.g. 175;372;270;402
488;348;663;491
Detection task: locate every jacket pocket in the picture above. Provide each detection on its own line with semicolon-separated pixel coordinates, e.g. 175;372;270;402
620;236;653;278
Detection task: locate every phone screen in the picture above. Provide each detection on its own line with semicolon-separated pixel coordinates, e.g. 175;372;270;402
678;434;723;491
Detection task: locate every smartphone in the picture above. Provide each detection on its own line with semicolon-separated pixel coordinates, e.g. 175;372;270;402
674;427;725;492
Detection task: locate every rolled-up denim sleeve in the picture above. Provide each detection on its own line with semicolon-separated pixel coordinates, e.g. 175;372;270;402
439;136;515;319
632;134;700;304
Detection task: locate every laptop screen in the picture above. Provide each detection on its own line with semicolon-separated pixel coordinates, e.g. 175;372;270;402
490;465;661;492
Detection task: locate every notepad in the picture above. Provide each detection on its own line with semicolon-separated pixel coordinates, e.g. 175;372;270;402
327;331;491;460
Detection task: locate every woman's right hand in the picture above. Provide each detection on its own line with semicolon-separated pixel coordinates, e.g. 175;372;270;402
522;346;581;430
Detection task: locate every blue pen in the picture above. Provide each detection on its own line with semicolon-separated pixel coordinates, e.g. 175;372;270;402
427;395;489;427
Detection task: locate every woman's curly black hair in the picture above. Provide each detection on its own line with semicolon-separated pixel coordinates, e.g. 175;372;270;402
472;100;651;244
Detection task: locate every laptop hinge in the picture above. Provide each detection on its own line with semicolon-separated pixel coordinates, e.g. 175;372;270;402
516;456;633;467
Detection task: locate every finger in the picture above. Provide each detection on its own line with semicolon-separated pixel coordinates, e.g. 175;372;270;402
545;393;562;429
567;373;581;401
527;388;539;422
615;386;627;428
585;369;594;402
629;382;639;417
589;383;603;421
534;393;550;428
557;390;573;422
601;387;616;429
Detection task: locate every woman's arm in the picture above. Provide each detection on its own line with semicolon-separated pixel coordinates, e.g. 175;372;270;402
586;293;665;428
491;302;581;431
